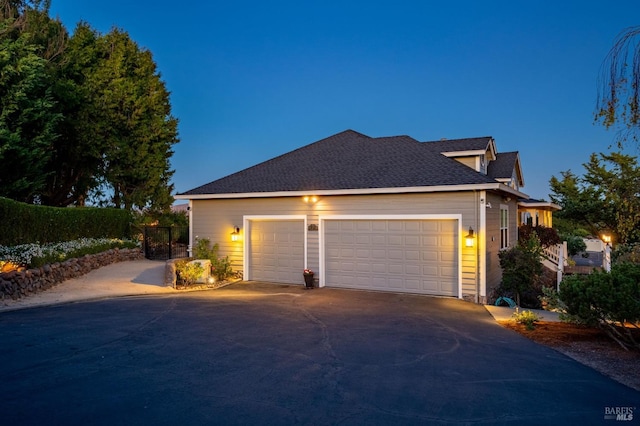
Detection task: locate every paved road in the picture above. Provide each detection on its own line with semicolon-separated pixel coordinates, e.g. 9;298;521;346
0;282;636;425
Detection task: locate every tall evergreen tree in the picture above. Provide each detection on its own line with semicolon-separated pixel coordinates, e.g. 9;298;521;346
0;29;60;202
87;28;178;210
0;2;179;210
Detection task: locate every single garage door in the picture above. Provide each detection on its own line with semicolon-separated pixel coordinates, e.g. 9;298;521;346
249;220;304;284
324;219;457;296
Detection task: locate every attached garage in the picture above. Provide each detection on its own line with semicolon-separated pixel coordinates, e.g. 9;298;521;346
246;218;305;284
178;130;532;303
322;218;459;296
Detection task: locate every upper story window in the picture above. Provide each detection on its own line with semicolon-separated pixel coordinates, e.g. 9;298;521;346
500;205;509;249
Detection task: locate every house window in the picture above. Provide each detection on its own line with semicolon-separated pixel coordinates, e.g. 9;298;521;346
500;205;509;249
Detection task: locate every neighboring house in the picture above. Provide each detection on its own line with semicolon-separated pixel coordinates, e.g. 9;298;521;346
518;198;560;228
176;129;556;303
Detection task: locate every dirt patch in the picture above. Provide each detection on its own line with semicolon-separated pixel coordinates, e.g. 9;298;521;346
499;320;640;391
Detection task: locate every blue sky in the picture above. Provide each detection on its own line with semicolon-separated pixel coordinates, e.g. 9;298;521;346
49;0;640;200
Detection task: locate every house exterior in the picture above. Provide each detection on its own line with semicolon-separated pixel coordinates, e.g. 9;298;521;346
176;129;551;303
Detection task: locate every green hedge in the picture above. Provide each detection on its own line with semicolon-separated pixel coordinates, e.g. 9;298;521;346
0;197;132;246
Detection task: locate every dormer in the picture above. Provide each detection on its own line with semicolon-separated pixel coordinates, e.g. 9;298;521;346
433;137;497;174
487;152;524;191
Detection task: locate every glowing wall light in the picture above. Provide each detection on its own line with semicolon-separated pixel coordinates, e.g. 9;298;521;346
465;227;475;248
231;226;240;242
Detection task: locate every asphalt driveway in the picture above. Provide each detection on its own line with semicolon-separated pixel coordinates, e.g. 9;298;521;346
0;282;637;425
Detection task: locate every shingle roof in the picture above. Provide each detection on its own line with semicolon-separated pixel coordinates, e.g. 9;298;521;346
488;152;519;180
422;136;493;153
180;130;506;196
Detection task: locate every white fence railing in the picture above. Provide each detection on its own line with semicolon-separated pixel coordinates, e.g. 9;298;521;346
542;242;567;290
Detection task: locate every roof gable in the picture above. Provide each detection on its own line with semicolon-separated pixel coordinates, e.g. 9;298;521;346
424;137;496;161
180;130;515;196
488;151;524;187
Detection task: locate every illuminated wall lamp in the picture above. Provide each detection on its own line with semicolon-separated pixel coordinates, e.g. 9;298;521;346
602;234;612;245
303;195;318;203
465;227;475;248
231;226;240;242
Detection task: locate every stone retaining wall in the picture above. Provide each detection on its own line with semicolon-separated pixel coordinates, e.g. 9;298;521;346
0;248;143;301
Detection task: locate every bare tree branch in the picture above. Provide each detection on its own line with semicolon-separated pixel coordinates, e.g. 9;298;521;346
596;26;640;147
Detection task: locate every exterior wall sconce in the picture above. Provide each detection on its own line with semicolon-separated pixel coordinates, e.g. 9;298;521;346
465;227;475;248
231;226;240;242
303;195;318;203
601;234;612;245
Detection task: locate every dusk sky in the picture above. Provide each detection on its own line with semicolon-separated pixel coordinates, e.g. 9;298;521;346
49;1;640;201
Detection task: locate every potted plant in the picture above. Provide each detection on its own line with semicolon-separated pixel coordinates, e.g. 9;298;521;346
303;268;314;289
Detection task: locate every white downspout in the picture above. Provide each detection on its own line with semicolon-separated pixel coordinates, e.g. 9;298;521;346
479;190;487;303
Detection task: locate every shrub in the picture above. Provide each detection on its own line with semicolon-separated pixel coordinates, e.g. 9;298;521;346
561;234;587;257
498;235;544;307
193;238;233;281
559;263;640;350
613;243;640;264
518;224;561;248
512;309;542;330
174;259;205;286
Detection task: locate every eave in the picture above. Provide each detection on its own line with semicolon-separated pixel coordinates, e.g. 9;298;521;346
176;182;528;200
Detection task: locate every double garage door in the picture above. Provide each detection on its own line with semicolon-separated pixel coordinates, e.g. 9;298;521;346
324;219;458;296
248;218;458;296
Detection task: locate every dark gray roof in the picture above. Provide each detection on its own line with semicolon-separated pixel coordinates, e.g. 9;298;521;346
488;152;519;180
180;130;505;196
422;136;493;153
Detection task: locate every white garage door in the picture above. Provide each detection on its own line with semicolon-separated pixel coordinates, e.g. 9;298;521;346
324;219;457;296
249;220;304;284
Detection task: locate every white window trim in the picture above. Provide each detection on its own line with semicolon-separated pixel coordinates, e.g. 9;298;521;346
500;204;509;250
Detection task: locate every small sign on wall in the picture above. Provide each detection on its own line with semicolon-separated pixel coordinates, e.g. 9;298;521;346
308;224;318;231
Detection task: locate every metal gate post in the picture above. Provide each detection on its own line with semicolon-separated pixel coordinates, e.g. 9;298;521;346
169;227;173;259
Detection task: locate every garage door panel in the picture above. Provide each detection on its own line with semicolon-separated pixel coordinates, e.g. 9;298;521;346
371;249;386;259
372;235;386;245
388;235;403;245
388;250;403;260
372;263;387;273
356;235;371;244
388;264;404;274
325;219;458;296
388;277;404;288
422;251;438;261
405;235;420;246
356;249;370;258
389;221;405;231
341;248;355;257
341;235;355;244
405;264;421;275
405;250;420;261
371;221;386;231
440;267;456;278
441;251;455;262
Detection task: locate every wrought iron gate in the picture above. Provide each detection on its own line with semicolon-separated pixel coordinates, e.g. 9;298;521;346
143;226;189;260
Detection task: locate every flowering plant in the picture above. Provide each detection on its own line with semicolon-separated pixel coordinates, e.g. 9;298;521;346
303;268;314;275
0;238;139;268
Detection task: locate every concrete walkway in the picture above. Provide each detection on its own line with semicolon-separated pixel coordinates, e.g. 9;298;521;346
1;259;561;323
0;259;176;312
485;304;561;322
